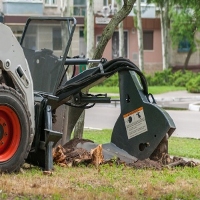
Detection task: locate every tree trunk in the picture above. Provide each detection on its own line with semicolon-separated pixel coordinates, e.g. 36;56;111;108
160;5;165;70
160;0;169;70
92;0;136;60
117;0;125;57
86;0;94;59
73;0;136;139
184;48;193;70
73;0;94;139
183;28;196;71
60;0;74;144
136;0;144;71
73;111;85;138
164;0;169;69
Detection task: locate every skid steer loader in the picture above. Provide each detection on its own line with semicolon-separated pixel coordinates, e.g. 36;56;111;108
0;17;175;173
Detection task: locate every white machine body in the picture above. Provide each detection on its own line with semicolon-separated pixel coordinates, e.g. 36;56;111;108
0;23;35;131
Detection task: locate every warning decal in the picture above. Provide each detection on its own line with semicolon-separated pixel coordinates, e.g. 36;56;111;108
123;107;148;139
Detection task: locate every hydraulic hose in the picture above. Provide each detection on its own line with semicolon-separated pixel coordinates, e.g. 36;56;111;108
56;57;149;101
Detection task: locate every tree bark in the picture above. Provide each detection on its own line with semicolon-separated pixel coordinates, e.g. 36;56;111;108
86;0;94;59
160;0;169;70
164;0;169;69
136;0;144;71
73;111;85;139
183;27;196;70
72;0;136;140
60;0;75;144
116;0;125;57
184;48;193;70
73;0;94;139
92;0;136;60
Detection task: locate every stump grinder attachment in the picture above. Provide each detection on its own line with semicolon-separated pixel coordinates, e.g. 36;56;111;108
0;17;175;173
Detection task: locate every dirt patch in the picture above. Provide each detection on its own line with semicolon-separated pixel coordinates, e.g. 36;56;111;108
53;138;199;170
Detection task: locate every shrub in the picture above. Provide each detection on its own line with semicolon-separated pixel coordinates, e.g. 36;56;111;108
145;74;152;86
172;70;196;87
99;68;199;92
100;73;119;87
186;75;200;93
145;69;197;88
145;69;173;86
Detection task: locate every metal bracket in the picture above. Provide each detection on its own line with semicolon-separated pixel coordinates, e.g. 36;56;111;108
98;63;104;73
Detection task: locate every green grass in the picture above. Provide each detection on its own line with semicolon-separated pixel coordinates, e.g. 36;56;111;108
1;164;200;200
89;85;185;95
83;129;111;144
90;86;119;94
169;137;200;159
1;129;200;199
83;129;200;160
148;86;185;94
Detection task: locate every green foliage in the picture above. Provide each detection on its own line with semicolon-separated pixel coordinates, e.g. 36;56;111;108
145;69;173;86
169;0;200;55
186;74;200;93
146;69;198;90
99;73;119;87
170;7;197;52
92;68;199;93
172;70;196;87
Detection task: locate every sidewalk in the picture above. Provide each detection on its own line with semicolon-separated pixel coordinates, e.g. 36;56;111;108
154;90;200;110
108;90;200;110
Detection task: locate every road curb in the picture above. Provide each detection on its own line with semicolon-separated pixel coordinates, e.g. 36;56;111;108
188;102;200;111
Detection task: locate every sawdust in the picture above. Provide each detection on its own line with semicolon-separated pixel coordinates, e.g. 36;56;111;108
53;138;199;169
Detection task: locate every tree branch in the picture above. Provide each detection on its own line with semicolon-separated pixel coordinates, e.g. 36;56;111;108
92;0;136;60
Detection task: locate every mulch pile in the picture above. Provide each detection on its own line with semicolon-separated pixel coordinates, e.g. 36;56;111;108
53;138;199;170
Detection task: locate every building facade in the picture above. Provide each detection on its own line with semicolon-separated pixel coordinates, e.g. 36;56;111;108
0;0;198;74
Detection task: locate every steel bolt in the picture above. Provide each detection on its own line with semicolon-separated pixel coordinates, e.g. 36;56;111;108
6;61;9;67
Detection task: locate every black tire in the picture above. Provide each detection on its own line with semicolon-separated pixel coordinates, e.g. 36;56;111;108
0;85;33;173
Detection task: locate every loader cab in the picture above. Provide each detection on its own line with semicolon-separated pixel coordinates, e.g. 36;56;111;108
20;17;77;95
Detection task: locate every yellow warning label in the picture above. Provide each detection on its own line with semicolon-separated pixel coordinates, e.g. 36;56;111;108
123;107;148;139
123;107;143;118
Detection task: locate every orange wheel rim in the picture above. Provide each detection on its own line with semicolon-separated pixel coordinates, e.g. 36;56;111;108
0;105;21;162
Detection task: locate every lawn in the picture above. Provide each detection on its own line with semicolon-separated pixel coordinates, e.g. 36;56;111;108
1;129;200;200
83;129;200;160
1;85;199;200
1;164;200;200
89;85;185;95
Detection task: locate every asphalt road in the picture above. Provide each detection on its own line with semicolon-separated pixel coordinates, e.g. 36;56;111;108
85;104;200;139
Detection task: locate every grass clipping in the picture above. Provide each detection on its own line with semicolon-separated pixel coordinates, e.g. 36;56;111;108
53;138;198;169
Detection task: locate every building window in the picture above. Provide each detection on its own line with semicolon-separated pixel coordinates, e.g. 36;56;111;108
73;0;86;16
21;25;37;50
103;0;112;6
53;27;61;50
143;31;153;50
112;31;128;59
45;0;57;6
178;39;190;52
79;28;86;56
